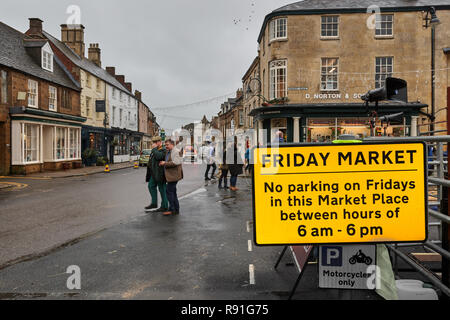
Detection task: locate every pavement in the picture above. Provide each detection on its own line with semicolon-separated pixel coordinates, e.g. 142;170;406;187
18;161;137;179
0;167;382;300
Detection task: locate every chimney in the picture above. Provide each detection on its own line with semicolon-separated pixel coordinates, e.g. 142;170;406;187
106;67;115;76
61;24;85;58
134;90;142;101
26;18;44;38
124;82;132;92
115;75;125;86
236;88;243;99
88;43;101;67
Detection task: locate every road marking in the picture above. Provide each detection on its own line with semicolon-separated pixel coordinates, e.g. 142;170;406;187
246;221;251;233
0;181;28;191
179;188;207;200
248;240;253;252
0;176;51;180
249;264;255;285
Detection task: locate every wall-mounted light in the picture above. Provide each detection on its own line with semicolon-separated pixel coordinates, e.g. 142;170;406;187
423;7;441;28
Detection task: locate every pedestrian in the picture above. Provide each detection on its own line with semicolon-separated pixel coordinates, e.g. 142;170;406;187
159;139;183;216
204;141;217;181
228;142;244;191
218;142;229;189
145;136;169;212
273;130;285;143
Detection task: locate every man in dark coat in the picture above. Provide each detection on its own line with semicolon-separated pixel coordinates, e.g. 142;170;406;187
145;136;169;212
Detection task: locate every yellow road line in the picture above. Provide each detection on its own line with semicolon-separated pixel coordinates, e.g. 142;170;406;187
0;181;28;191
0;176;51;180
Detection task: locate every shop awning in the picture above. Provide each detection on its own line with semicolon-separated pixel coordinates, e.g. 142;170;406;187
249;102;428;120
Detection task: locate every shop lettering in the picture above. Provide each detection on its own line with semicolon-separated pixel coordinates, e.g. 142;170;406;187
338;150;417;165
261;149;418;168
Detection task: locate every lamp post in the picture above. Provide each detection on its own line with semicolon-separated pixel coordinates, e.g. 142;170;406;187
423;7;441;135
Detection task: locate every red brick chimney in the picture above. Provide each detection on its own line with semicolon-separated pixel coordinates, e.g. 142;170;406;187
106;67;115;76
26;18;44;38
124;82;132;92
115;75;125;86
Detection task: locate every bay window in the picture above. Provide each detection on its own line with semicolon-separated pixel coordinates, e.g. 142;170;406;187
269;18;287;42
55;127;66;160
23;123;39;163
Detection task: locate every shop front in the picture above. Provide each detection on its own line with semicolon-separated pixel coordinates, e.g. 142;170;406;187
111;129;142;164
10;108;85;175
249;102;428;144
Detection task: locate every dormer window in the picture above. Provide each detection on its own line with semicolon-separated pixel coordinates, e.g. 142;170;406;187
41;43;54;72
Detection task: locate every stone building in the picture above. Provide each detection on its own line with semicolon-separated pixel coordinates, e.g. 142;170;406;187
242;57;261;130
248;0;450;143
0;20;84;175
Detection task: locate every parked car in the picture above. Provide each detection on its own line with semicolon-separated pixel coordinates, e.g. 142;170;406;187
183;146;198;162
139;149;152;166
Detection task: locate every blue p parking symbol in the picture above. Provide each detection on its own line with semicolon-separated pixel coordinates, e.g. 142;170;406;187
321;246;342;266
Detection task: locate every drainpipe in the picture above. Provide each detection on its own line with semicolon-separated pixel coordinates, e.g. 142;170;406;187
431;26;436;135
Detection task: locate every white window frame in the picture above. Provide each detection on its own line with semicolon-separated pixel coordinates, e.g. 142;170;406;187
321;58;339;91
375;14;394;37
28;79;38;108
269;18;287;42
375;57;394;89
22;123;40;164
269;60;287;100
321;15;339;38
48;86;57;111
41;43;54;72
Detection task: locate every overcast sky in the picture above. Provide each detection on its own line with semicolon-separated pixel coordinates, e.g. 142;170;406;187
2;0;294;131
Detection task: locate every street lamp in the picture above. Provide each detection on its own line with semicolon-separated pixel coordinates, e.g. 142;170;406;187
423;7;440;135
246;77;270;104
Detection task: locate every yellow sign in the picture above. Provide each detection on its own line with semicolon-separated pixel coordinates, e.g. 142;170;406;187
252;143;428;246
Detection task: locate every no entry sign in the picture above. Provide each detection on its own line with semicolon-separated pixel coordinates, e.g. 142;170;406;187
252;142;428;246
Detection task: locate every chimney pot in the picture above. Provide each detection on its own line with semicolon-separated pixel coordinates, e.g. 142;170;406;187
88;43;101;67
106;67;116;76
27;18;44;37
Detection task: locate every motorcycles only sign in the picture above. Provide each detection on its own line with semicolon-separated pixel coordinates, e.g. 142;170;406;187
319;245;377;290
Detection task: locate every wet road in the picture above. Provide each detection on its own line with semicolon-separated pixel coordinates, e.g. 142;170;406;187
0;165;380;300
0;164;206;268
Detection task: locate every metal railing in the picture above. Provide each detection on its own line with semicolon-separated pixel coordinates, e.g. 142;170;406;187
365;135;450;298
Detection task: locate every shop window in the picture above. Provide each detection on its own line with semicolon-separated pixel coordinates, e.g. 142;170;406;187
69;128;79;159
114;134;129;156
23;123;39;163
55;127;66;160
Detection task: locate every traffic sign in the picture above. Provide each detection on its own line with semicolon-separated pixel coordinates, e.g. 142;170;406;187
252;142;428;246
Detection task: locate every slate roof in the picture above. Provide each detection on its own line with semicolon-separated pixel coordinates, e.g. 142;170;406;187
274;0;450;13
0;22;80;91
258;0;450;41
43;30;132;95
